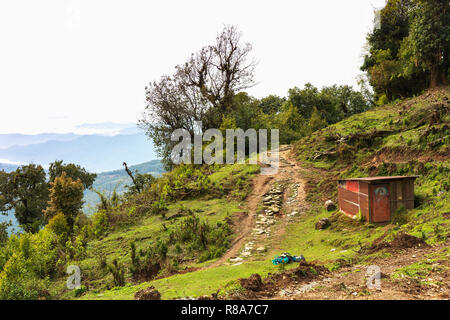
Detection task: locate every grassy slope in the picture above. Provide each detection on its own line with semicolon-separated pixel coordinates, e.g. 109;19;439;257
77;87;449;300
53;163;260;299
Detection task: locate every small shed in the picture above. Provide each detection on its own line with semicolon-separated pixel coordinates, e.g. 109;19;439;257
337;176;418;223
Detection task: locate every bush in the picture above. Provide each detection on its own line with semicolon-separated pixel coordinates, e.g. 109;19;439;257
173;215;232;262
0;251;50;300
46;212;70;240
91;211;109;238
392;206;408;226
156;240;168;260
151;199;168;217
73;285;87;297
108;259;125;287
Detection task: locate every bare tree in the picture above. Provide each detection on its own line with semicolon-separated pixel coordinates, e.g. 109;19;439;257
139;25;256;167
177;25;256;116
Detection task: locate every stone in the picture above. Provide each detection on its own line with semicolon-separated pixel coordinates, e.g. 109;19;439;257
134;286;161;300
315;218;330;230
256;247;266;252
230;257;243;263
325;200;336;211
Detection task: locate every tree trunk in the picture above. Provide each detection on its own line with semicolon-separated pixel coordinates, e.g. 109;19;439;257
430;65;447;88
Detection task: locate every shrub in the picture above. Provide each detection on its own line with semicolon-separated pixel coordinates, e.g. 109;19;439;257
151;199;169;218
0;251;50;300
156;240;168;260
73;285;87;297
392;206;408;226
108;259;125;287
130;241;140;274
91;211;109;238
46;212;70;239
96;252;107;271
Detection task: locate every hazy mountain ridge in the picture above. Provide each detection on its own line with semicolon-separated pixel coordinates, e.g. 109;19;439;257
0;133;157;173
0;133;80;149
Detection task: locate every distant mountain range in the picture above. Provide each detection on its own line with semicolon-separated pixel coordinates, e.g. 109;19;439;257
0;132;157;173
0;123;163;233
0;133;80;149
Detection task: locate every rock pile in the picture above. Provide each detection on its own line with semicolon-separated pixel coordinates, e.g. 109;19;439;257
315;218;330;230
262;183;284;216
134;286;161;300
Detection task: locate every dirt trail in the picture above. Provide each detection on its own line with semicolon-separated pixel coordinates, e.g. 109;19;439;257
205;173;273;269
202;145;308;270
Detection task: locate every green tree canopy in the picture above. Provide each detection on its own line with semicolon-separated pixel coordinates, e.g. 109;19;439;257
362;0;449;101
43;172;84;232
48;160;97;190
0;164;49;233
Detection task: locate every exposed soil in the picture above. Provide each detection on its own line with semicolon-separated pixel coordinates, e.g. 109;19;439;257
134;286;161;300
368;232;429;254
231;262;329;299
204;173;273;269
220;240;449;300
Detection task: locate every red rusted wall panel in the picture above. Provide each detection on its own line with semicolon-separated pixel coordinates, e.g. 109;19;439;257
340;198;359;216
338;186;360;216
346;181;359;192
339;187;359;204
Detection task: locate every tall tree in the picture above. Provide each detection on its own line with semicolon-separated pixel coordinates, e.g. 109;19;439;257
140;25;256;167
48;160;96;190
402;0;449;87
0;165;48;233
43;172;84;232
362;0;449;100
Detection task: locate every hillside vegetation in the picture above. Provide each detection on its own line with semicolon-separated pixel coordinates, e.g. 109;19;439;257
64;87;449;300
83;160;165;214
0;88;448;300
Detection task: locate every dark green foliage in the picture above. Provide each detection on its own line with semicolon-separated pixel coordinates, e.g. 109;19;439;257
108;259;125;287
0;221;11;246
0;164;49;233
362;0;449;101
73;285;87;297
258;94;285;114
124;172;156;195
172;214;232;262
48;160;97;190
392;206;409;225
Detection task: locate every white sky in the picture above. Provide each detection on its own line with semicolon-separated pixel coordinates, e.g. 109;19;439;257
0;0;386;134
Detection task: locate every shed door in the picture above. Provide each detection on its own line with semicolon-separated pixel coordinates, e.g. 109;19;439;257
372;184;390;222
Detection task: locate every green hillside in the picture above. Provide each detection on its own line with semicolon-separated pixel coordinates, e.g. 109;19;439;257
64;87;448;300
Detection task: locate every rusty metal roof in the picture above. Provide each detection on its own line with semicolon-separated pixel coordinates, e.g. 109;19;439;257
337;175;419;182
